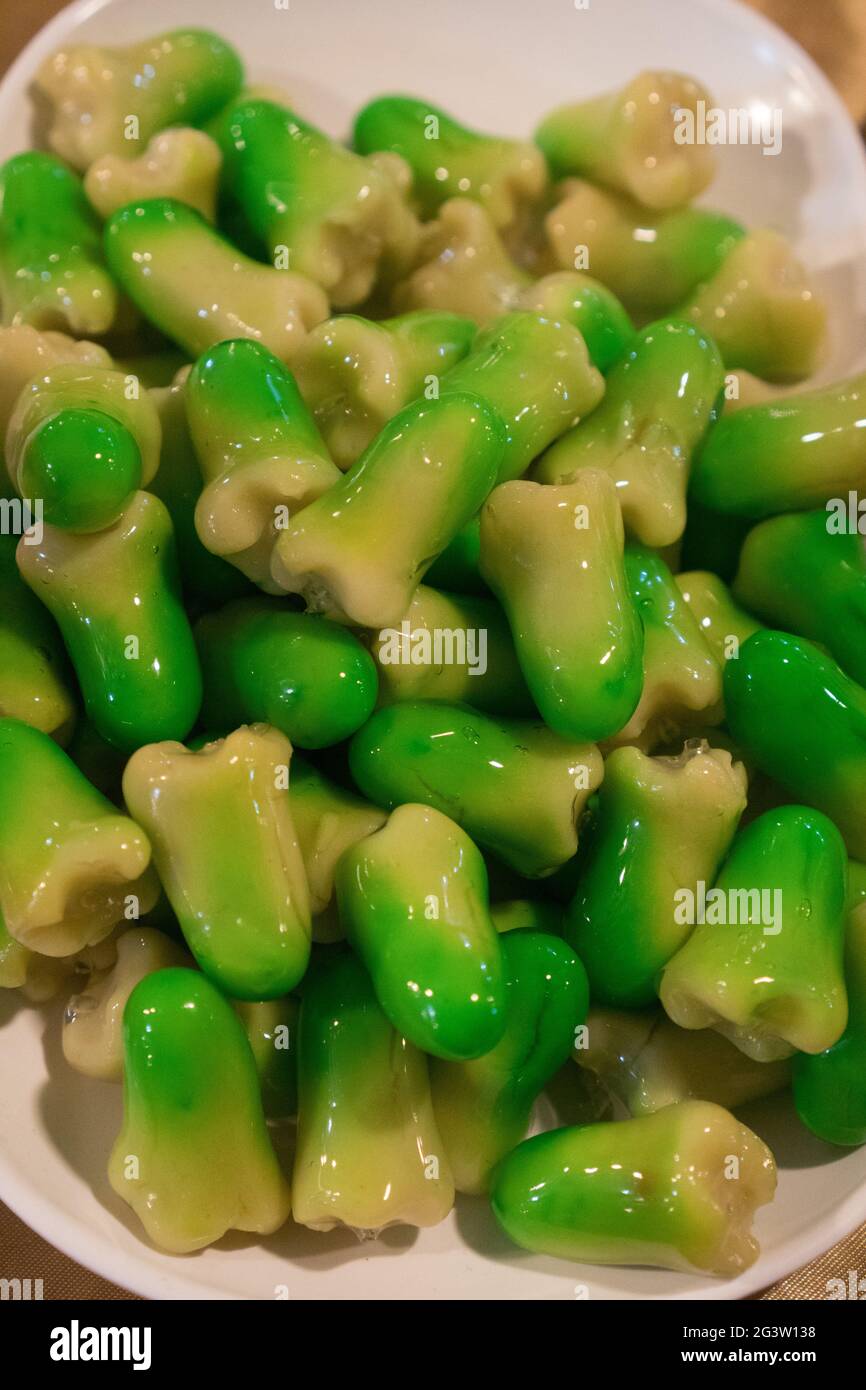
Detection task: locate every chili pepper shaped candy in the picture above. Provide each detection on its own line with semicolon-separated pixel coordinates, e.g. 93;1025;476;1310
0;153;118;336
36;29;243;171
270;393;504;628
660;805;849;1060
566;741;747;1008
233;997;300;1121
289;755;386;925
195;599;377;748
491;1100;776;1274
392;199;530;326
430;930;588;1194
0;718;155;956
674;571;762;667
336;803;506;1060
17;409;143;533
84;129;222;222
519;272;635;374
292;949;455;1232
479;470;643;741
109;966;291;1253
18;491;202;752
63;926;190;1081
292;311;476;470
536;72;715;209
544;179;744;320
184;338;340;590
349;700;603;878
724;631;866;858
122;726;311;999
533;319;724;548
104;200;328;363
0;534;76;742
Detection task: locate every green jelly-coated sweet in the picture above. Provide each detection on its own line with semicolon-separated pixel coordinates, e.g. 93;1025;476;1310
289;755;386;927
675;571;762;667
84;128;222;223
109;967;290;1253
19;408;142;532
233;996;300;1121
519;272;635;374
0;532;75;741
349;700;603;878
430;929;588;1194
490;899;563;935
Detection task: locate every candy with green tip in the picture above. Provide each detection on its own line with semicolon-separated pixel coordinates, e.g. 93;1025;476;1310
0;718;156;957
289;755;386;930
19;409;142;533
18;491;202;753
292;948;455;1232
85;128;222;222
270;392;505;628
491;1100;776;1274
109;966;291;1253
337;803;506;1060
369;582;534;716
233;996;299;1120
533;319;724;548
195;598;378;749
480;469;643;741
660;805;848;1060
567;741;747;1008
104;200;328;363
292;310;475;470
123;726;311;1000
36;29;243;171
0;533;76;741
430;930;587;1194
675;570;762;667
0;152;118;336
519;271;635;373
490;899;563;935
349;700;603;878
392;198;530;325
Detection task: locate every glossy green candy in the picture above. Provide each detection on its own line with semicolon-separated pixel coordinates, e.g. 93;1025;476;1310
18;491;202;753
349;700;603;877
84;128;223;222
196;598;377;749
0;153;118;336
123;726;311;1000
660;805;849;1060
0;718;155;957
292;949;455;1232
104;200;328;364
545;179;744;320
734;511;866;686
442;312;603;483
233;996;300;1121
19;409;142;532
392;198;530;326
534;319;724;548
567;741;747;1008
724;630;866;858
337;803;506;1060
270;393;505;628
675;571;762;667
37;29;244;170
430;930;587;1194
292;311;476;470
353;94;546;230
491;1101;777;1275
519;272;635;374
490;899;563;935
690;370;866;518
109;967;291;1254
0;533;75;741
479;469;643;741
289;755;386;929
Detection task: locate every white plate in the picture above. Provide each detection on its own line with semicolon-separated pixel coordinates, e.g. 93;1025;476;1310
2;0;866;1301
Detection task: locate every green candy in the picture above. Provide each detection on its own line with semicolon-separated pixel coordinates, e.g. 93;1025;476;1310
690;370;866;518
675;570;762;667
336;803;506;1060
353;94;546;230
289;755;386;930
195;598;378;749
19;409;142;532
122;726;311;1000
490;899;563;935
0;152;118;336
0;532;75;741
491;1101;777;1275
430;930;588;1194
734;510;866;686
441;312;603;483
660;805;849;1060
109;967;291;1254
349;699;603;878
519;271;635;374
233;996;300;1121
479;469;644;741
724;630;866;858
0;718;155;957
292;949;455;1232
270;393;505;628
534;318;724;548
566;741;747;1008
18;491;202;753
104;199;328;364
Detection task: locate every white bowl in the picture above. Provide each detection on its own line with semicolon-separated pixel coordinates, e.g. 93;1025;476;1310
2;0;865;1300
